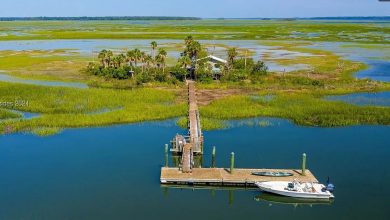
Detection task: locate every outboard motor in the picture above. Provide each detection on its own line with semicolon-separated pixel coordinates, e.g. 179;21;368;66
323;177;335;192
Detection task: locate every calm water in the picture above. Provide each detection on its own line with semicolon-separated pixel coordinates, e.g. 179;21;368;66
1;118;389;220
326;92;390;106
356;60;390;82
308;42;390;82
0;73;88;89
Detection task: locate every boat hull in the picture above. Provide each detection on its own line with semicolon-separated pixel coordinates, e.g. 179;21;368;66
251;172;293;177
255;181;333;199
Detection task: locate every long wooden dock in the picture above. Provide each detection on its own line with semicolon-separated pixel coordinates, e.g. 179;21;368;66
161;168;318;187
170;81;203;173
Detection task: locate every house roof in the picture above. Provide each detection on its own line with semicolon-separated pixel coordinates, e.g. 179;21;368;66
196;55;227;64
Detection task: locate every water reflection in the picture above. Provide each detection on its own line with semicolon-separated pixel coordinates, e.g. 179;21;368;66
255;193;334;207
161;185;334;207
160;185;254;205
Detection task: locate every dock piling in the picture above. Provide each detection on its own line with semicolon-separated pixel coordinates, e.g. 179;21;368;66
165;144;169;167
211;146;216;168
228;190;234;205
230;152;235;174
302;153;307;176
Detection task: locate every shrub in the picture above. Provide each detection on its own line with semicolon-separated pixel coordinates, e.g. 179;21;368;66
233;58;254;70
251;61;268;76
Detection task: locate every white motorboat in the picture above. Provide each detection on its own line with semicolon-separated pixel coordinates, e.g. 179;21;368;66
255;180;334;199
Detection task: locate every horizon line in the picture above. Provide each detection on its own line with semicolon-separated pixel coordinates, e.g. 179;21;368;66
0;15;389;19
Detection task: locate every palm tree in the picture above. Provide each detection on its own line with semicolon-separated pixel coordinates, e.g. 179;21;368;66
97;49;113;68
185;35;194;47
126;50;135;69
188;41;202;60
244;49;249;70
140;51;147;73
98;49;107;67
227;47;238;66
144;54;153;70
112;56;119;68
133;49;142;67
113;54;126;68
105;50;113;67
151;41;157;58
178;55;192;69
157;48;168;73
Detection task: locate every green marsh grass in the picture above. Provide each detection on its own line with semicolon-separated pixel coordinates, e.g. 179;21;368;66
0;82;186;135
0;20;389;44
31;127;62;136
0;21;389;134
0;109;21;120
200;93;390;127
0;50;90;81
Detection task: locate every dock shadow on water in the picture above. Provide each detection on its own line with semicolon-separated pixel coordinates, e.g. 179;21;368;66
0;118;390;220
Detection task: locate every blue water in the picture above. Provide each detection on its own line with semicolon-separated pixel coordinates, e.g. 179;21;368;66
0;118;389;220
356;60;390;82
9;109;41;119
308;42;390;82
326;92;390;107
0;73;88;89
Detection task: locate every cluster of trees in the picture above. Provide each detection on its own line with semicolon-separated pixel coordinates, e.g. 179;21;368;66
175;36;268;83
85;36;268;84
86;41;173;84
222;47;268;82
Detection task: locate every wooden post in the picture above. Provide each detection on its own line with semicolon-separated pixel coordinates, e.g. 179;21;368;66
230;152;235;174
228;190;234;205
163;187;169;198
165;144;169;167
211;146;216;168
211;188;216;198
302;153;306;176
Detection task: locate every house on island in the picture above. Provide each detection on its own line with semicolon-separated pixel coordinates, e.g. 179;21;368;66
190;55;228;80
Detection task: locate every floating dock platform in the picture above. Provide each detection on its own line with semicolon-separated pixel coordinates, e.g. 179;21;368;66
161;168;318;187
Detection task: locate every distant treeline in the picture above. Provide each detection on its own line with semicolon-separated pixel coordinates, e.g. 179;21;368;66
0;16;202;21
302;16;390;21
218;16;390;21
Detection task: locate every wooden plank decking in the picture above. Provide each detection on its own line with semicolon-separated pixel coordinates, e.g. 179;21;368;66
161;168;318;187
181;144;193;173
187;81;202;153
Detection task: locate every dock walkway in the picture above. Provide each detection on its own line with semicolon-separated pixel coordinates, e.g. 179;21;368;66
181;144;193;173
161;168;318;187
187;81;202;153
170;81;203;173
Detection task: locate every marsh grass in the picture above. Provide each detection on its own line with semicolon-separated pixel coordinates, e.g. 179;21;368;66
200;93;390;127
259;41;368;80
0;108;21;120
0;21;389;134
0;82;186;135
0;20;389;44
0;50;90;81
31;127;62;136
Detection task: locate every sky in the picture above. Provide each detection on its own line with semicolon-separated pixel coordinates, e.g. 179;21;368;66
0;0;389;18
